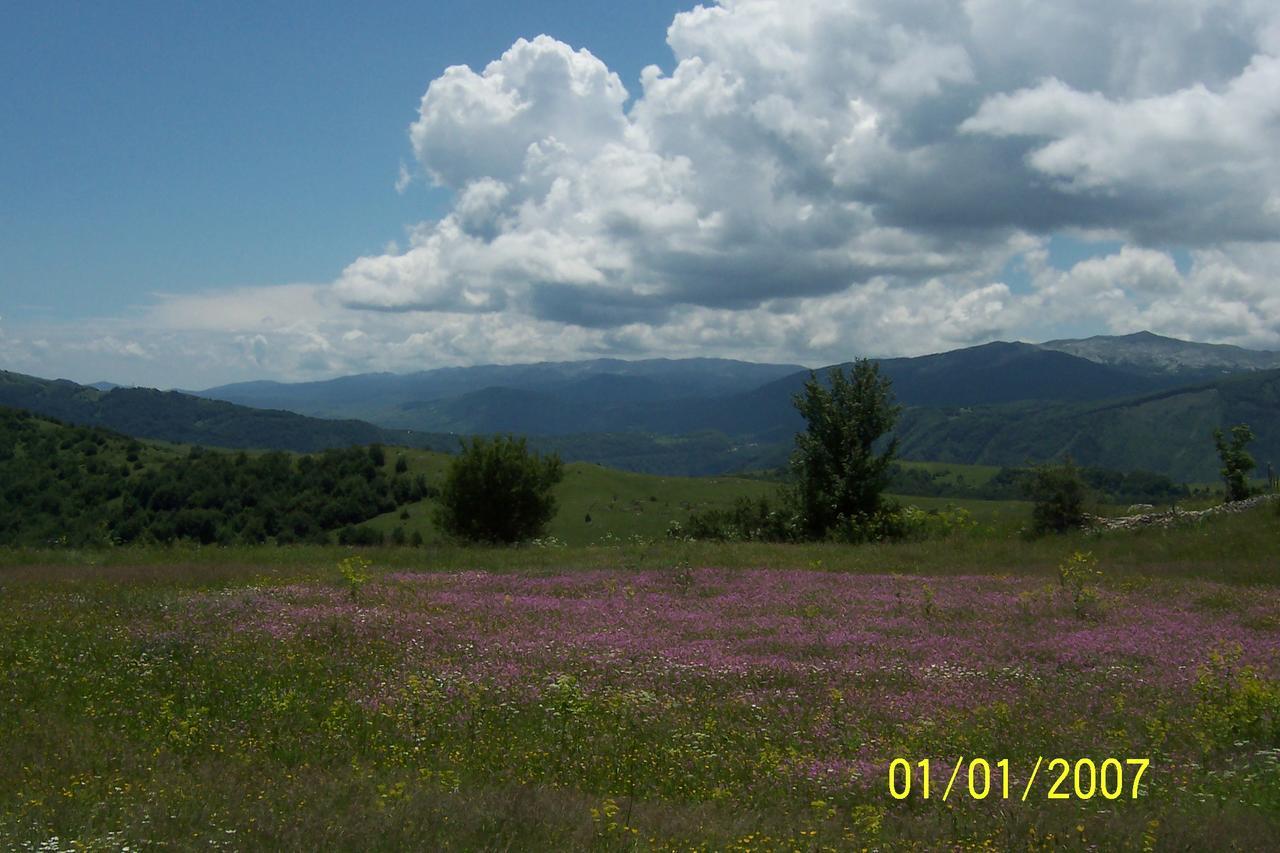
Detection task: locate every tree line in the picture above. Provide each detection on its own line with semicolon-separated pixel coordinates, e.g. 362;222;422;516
0;407;430;546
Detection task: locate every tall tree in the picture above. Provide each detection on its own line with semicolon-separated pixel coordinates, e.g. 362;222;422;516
1214;423;1256;503
790;360;901;539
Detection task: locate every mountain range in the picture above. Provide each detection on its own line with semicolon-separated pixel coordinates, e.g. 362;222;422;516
0;370;455;454
3;332;1276;481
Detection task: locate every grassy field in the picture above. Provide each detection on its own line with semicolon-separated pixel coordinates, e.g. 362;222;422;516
368;451;778;547
363;450;1031;547
2;503;1279;850
896;460;1003;489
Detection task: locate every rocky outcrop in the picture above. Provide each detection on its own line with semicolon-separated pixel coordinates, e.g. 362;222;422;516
1086;494;1279;531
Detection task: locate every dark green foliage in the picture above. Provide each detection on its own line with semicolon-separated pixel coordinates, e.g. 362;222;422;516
1214;424;1256;503
0;406;428;547
434;435;563;544
337;525;386;547
790;360;901;540
1027;458;1089;535
682;496;796;542
1074;466;1189;505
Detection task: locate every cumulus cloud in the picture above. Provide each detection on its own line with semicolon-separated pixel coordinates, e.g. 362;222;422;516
323;0;1280;365
962;56;1280;242
11;0;1280;387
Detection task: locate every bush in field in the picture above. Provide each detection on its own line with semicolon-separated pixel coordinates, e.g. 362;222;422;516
1193;643;1280;751
435;435;563;544
681;496;797;542
1057;550;1102;619
1027;457;1088;535
1214;424;1256;503
898;504;978;541
337;554;372;599
790;360;901;542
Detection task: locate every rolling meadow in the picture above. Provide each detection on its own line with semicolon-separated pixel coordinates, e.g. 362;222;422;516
3;499;1279;850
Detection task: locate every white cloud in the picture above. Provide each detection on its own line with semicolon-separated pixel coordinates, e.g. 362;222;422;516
962;55;1280;241
327;0;1279;357
1017;243;1280;349
408;36;629;190
9;0;1280;386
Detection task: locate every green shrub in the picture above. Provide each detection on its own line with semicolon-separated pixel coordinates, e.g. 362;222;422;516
434;435;563;544
337;555;372;599
1057;550;1102;619
898;504;978;541
827;505;911;544
1027;458;1088;535
681;496;797;542
1193;643;1280;750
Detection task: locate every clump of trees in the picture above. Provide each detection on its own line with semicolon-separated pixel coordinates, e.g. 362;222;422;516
0;408;128;546
116;443;429;545
679;495;794;542
434;435;563;544
0;408;431;547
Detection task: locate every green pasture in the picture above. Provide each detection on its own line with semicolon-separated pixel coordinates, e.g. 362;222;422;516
2;504;1278;850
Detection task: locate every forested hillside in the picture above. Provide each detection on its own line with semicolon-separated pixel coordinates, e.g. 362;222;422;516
0;408;431;546
894;369;1280;482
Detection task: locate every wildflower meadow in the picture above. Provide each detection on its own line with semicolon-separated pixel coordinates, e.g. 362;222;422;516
2;508;1279;850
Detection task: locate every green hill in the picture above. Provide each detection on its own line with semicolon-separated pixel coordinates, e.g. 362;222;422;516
362;451;778;547
0;369;455;454
894;369;1280;482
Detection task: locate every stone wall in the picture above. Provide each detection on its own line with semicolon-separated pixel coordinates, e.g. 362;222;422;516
1086;493;1279;531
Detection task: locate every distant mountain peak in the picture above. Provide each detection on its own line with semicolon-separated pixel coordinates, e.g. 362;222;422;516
1039;331;1280;375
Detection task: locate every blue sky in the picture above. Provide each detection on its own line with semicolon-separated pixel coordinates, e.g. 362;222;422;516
2;1;688;322
2;1;1277;388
